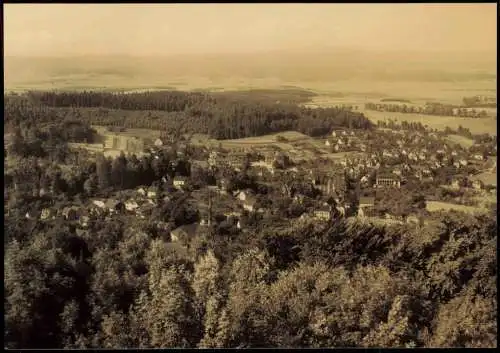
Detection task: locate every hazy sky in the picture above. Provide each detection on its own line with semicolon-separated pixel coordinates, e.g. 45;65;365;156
4;3;497;56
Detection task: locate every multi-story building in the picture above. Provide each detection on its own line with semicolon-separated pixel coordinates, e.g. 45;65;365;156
375;174;401;188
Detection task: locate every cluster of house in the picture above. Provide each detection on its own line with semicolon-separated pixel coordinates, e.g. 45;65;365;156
208;150;250;171
450;176;490;191
326;129;493;188
325;130;365;153
29;184;175;223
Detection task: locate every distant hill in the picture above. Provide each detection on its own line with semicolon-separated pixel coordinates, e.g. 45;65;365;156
4;47;496;92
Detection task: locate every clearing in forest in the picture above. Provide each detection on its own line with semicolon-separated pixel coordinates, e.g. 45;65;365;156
426;201;483;214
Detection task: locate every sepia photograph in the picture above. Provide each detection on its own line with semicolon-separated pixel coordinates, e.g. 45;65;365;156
3;3;497;349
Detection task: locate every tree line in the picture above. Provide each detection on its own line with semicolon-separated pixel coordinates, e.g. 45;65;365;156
365;102;489;118
462;95;496;109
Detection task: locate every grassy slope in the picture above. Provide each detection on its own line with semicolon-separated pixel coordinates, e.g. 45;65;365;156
426;201;484;214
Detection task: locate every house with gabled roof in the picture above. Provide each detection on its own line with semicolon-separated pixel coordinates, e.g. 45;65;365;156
243;194;258;212
358;196;376;217
62;206;80;221
313;204;332;221
170;223;200;243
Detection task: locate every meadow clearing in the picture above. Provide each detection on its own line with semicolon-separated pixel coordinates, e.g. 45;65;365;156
470;171;497;187
362;110;496;135
91;125;161;140
425;201;485;214
444;134;475;148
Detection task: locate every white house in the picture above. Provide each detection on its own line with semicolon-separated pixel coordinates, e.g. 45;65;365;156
313;205;332;221
173;177;187;189
92;200;106;209
125;200;139;212
392;169;402;176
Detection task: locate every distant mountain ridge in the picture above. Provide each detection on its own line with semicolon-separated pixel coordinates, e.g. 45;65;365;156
4;47;496;91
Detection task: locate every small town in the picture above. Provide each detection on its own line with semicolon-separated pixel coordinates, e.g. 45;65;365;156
9;123;496;236
4;3;497;350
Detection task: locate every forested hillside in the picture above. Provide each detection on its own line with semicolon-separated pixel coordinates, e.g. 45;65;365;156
5;90;373;139
4;207;497;348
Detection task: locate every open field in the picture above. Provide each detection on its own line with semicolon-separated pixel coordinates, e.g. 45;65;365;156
445;134;475;148
221;131;309;145
190;131;308;151
294;78;496;107
91;126;161;140
361;110;497;135
301;89;496;136
68;142;103;152
426;201;484;214
470;171;497;187
470;193;497;210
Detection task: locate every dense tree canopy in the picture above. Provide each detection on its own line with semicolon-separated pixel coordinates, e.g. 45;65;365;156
4;202;497;348
5;91;373;140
